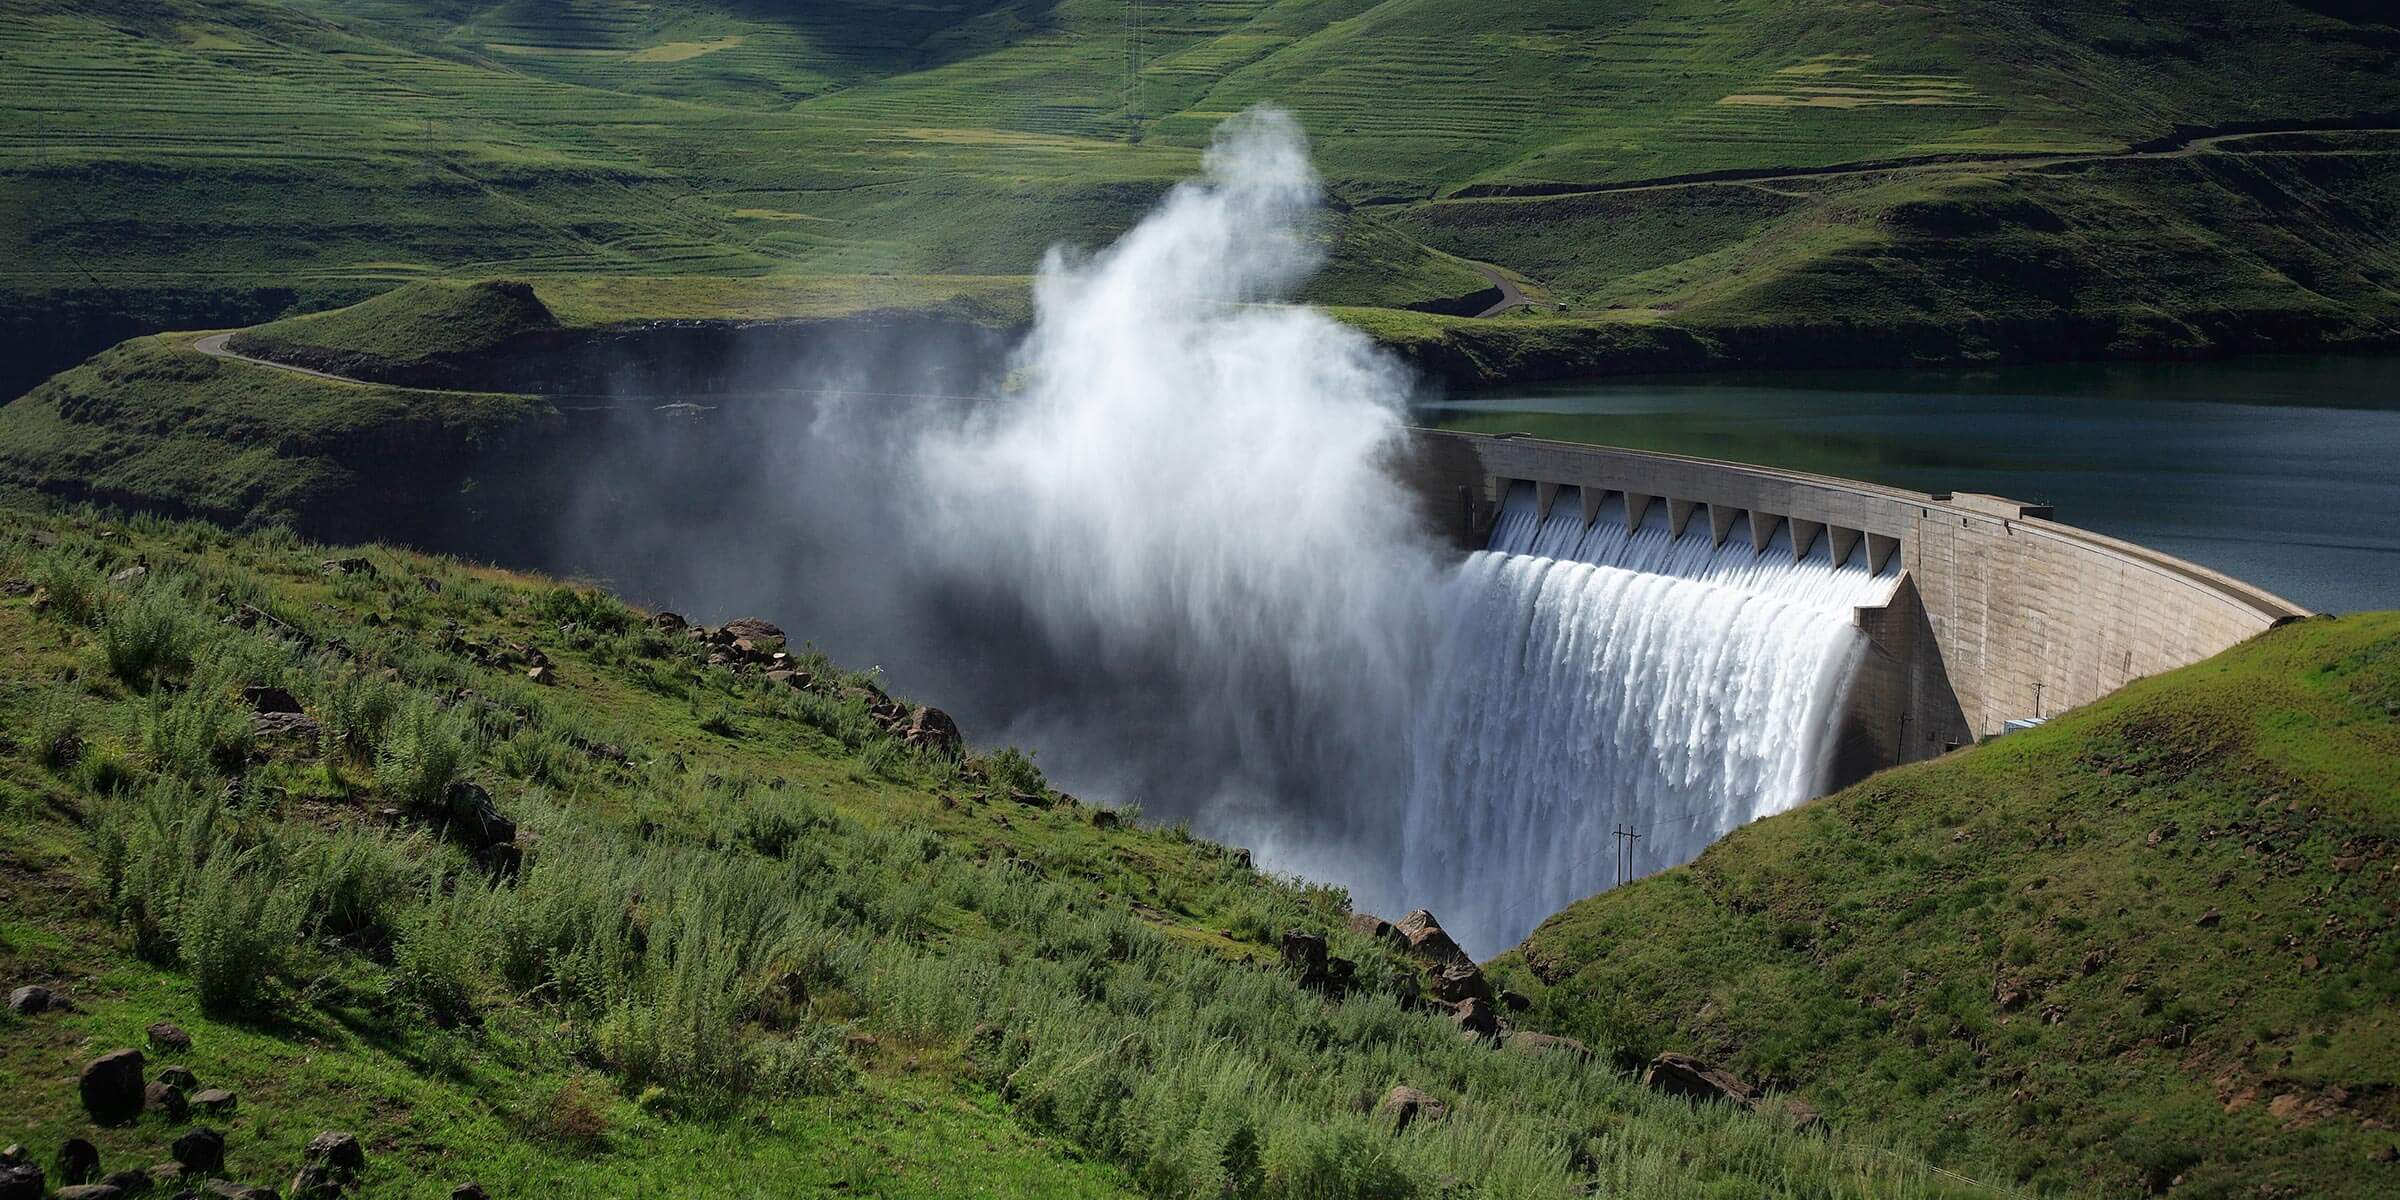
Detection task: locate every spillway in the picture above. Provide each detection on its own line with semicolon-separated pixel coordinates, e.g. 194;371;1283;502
1404;484;1902;955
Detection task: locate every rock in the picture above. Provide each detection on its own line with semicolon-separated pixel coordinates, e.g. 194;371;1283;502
1782;1096;1826;1132
148;1022;192;1051
191;1089;237;1117
1090;808;1119;829
1376;1086;1449;1132
1501;1032;1589;1058
525;665;554;686
7;985;55;1015
108;565;148;587
898;706;963;756
169;1129;224;1174
251;710;322;748
438;782;515;850
650;611;686;632
1430;963;1494;1006
102;1169;151;1194
721;617;784;643
1280;931;1328;978
0;1162;36;1200
449;1186;489;1200
1228;848;1252;871
1498;989;1531;1013
145;1081;190;1122
288;1166;341;1199
56;1139;100;1186
2197;908;2222;928
1451;996;1500;1037
1345;913;1408;952
80;1049;146;1125
201;1182;276;1200
52;1185;124;1200
147;1161;186;1190
321;556;375;576
1643;1052;1759;1107
156;1066;199;1092
1396;910;1471;967
241;686;302;714
300;1133;364;1177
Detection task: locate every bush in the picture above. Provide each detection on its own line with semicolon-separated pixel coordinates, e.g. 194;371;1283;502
320;665;401;763
178;842;310;1015
377;698;478;807
99;586;196;686
147;685;254;779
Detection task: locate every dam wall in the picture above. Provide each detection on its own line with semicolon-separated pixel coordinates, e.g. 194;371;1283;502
1399;430;2310;781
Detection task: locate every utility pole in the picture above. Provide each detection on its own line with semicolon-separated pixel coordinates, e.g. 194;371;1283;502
1612;824;1642;888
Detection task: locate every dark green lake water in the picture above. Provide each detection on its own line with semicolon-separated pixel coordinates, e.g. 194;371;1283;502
1417;355;2400;613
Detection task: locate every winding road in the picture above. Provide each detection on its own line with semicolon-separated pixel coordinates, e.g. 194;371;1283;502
191;332;361;384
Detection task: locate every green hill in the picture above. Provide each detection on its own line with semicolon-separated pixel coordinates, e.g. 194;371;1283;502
0;504;2005;1199
1490;612;2400;1198
5;0;2398;396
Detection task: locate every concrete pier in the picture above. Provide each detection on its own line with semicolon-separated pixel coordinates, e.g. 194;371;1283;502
1398;430;2309;786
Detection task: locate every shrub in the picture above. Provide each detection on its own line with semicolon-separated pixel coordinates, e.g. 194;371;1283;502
146;685;254;779
393;884;496;1027
177;842;310;1015
320;665;401;763
99;586;196;686
533;585;633;635
377;698;478;808
30;688;84;771
31;551;99;626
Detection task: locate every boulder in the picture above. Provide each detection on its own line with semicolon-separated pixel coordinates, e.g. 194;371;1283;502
250;711;322;749
191;1089;238;1117
1643;1052;1759;1107
79;1049;146;1125
301;1132;365;1177
1396;910;1470;967
525;665;555;686
147;1022;192;1051
1430;963;1494;1006
1280;931;1328;979
720;617;784;643
321;556;375;576
471;842;522;878
169;1129;224;1175
1781;1096;1826;1132
108;565;148;587
51;1185;123;1200
450;1186;490;1200
1089;808;1120;830
438;782;515;850
241;686;302;714
899;706;963;756
1376;1086;1449;1132
147;1162;188;1190
0;1162;36;1200
202;1182;276;1200
1345;913;1407;952
650;612;687;632
101;1170;150;1194
1452;996;1500;1038
1498;989;1531;1013
56;1138;100;1186
144;1081;190;1122
7;985;54;1015
289;1165;342;1199
1501;1032;1590;1058
156;1066;199;1092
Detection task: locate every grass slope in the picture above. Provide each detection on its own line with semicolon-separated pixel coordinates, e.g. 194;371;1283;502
0;506;2004;1199
1491;614;2400;1198
5;0;2398;395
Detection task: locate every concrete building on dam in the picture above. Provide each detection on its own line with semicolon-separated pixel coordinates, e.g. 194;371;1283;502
1400;430;2312;788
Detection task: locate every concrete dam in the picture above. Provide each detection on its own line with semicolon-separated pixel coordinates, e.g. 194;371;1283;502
1401;429;2310;792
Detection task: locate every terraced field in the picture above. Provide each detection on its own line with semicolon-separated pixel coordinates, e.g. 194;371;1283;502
3;0;2397;398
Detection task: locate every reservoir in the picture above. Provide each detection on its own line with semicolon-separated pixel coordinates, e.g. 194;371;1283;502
1416;354;2400;614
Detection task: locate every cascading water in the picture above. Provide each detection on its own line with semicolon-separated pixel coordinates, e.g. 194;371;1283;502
567;108;1902;963
1401;485;1898;954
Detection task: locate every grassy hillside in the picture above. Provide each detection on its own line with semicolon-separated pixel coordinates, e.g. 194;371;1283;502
5;0;2398;395
1491;613;2400;1198
0;505;2010;1198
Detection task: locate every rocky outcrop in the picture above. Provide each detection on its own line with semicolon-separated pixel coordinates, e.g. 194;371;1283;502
1395;910;1470;967
1643;1052;1759;1106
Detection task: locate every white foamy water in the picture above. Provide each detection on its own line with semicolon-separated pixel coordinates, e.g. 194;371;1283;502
1399;485;1897;953
839;110;1900;959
